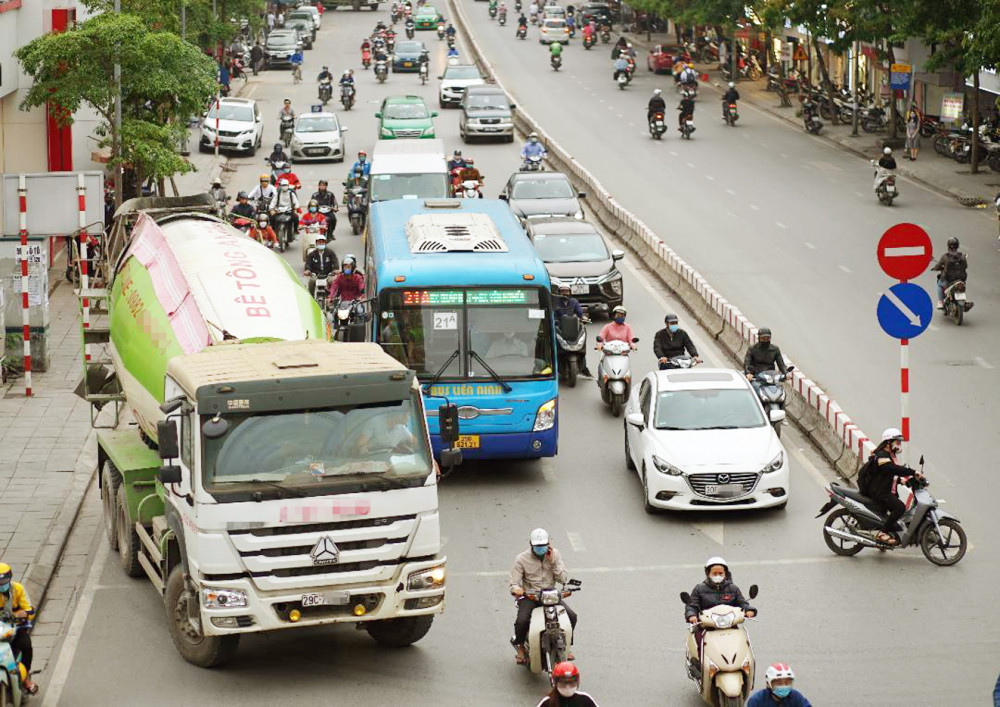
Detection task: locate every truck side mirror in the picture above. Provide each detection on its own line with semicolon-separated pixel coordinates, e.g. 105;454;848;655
157;420;180;460
438;403;460;445
159;465;183;484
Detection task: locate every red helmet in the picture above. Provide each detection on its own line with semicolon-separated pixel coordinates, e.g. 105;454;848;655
551;661;579;683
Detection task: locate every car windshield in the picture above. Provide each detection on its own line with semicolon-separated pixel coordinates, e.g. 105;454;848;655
511;178;575;199
206;103;254;122
202;396;433;497
534;232;609;262
267;36;297;47
467;93;508;109
369;172;450;201
396;42;423;54
288;13;312;21
296;116;339;133
654;389;767;430
378;288;554;380
445;66;482;80
384;103;430;120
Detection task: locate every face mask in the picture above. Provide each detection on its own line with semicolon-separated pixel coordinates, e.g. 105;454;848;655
614;317;625;324
309;207;317;213
891;443;902;455
556;685;578;698
343;267;353;275
257;221;267;228
316;244;326;251
0;583;9;593
772;686;793;699
668;324;679;333
532;545;547;558
709;574;726;585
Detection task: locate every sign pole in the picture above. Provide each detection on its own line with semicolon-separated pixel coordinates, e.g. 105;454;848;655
77;173;91;363
900;338;909;464
17;174;32;397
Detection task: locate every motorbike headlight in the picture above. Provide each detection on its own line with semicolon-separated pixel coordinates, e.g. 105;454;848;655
202;587;248;609
652;454;683;476
712;612;735;629
533;398;557;431
407;564;446;590
761;451;784;474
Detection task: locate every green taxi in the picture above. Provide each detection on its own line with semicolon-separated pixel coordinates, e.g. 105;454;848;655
414;4;442;29
376;95;438;139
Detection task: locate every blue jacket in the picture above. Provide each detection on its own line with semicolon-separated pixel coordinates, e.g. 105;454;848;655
521;141;546;159
349;160;371;178
747;688;812;707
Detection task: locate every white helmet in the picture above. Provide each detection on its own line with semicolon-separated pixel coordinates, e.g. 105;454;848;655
278;178;290;188
728;82;735;88
704;556;728;573
653;88;662;96
529;131;539;142
882;427;903;442
883;146;892;155
765;663;795;686
529;528;549;546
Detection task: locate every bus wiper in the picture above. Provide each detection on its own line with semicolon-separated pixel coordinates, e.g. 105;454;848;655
468;350;513;393
246;479;309;498
422;349;460;394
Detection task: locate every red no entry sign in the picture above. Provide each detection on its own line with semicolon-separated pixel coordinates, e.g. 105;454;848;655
877;223;933;281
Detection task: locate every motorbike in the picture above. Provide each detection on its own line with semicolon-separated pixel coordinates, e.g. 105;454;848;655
228;214;254;234
516;23;528;39
520;154;545;172
405;20;415;38
599;27;610;43
0;618;29;707
551;54;562;71
679;115;695;139
498;10;507;25
419;61;429;84
341;83;356;111
870;161;898;206
331;297;368;342
513;580;582;675
941;280;974;326
662;354;696;369
446;35;456;50
616;71;629;90
386;36;396;54
489;4;497;19
362;49;372;69
555;313;588;387
374;59;388;83
271;208;295;252
750;367;792;437
267;157;292;185
346;186;368;235
437;23;445;40
515;0;522;9
583;33;595;49
724;101;739;126
457;178;482;199
529;11;538;24
279;115;295;148
818;460;967;566
318;78;333;105
680;585;759;707
317;204;336;239
595;337;637;417
649;111;667;139
802;102;823;134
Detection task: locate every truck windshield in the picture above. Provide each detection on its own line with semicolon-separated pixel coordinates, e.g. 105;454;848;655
202;396;432;497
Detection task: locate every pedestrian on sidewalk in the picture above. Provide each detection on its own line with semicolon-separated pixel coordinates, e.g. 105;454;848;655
251;41;263;75
905;108;920;161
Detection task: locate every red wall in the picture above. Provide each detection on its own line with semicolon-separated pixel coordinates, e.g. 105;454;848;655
46;8;76;171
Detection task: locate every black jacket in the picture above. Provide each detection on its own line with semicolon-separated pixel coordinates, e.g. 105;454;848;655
878;155;897;170
723;88;740;102
866;448;910;497
312;189;337;207
678;98;695;115
744;343;786;375
685;578;754;619
653;327;698;359
932;251;967;283
648;96;666;114
305;248;337;277
230;202;255;219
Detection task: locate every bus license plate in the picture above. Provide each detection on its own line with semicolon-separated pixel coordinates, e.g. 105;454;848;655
454;435;480;449
704;484;742;497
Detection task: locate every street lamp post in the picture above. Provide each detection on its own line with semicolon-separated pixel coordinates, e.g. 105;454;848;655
852;40;860;136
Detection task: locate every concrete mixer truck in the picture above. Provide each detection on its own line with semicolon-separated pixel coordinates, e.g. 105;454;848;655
83;195;457;667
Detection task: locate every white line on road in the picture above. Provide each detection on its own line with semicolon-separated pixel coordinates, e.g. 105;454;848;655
669;151;678;156
779;152;788;159
854;191;864;198
566;531;586;553
974;356;995;370
705;174;715;181
749;204;759;211
725;188;736;195
42;540;110;707
838;265;852;274
686;162;695;168
803;242;817;249
775;221;787;229
453;555;845;578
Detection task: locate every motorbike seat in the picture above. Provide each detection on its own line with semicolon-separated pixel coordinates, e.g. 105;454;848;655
831;483;876;506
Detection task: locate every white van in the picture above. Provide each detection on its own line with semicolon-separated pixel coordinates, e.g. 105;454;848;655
369;138;450;202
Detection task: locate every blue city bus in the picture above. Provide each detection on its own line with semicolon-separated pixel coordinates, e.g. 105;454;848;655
363;198;558;459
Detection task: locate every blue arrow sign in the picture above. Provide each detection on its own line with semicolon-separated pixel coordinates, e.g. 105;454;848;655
877;282;933;339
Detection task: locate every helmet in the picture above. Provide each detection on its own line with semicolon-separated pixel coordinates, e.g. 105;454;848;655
257;213;269;223
612;305;627;316
212;177;222;186
279;178;289;187
704;556;728;574
529;131;539;142
558;283;571;293
757;327;772;340
274;143;283;152
283;97;291;104
765;663;795;686
551;661;579;683
947;237;959;250
308;199;319;208
342;255;357;267
728;81;735;88
882;427;903;442
259;173;270;182
237;191;248;199
453;149;463;157
664;313;678;324
358;150;367;158
0;563;12;588
529;527;549;546
653;88;662;96
343;69;351;76
322;65;329;71
883;146;892;155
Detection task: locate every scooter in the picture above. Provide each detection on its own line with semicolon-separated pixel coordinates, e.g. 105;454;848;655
583;33;595;49
680;585;759;707
555;313;587;387
437;23;446;40
679;116;696;139
512;580;582;675
279;114;295;147
595;337;637;417
457;178;482;198
0;618;29;707
551;54;562;71
516;24;528;39
599;27;610;43
802;102;823;134
750;366;792;437
267;157;292;185
489;4;497;19
869;162;898;206
346;186;368;235
331;297;367;342
648;111;667;139
817;460;967;566
362;49;372;69
341;83;356;111
405;19;415;38
616;71;629;90
419;61;429;84
520;154;545;171
374;59;388;83
498;11;507;25
724;101;739;126
318;78;333;105
941;280;973;326
271;209;295;252
317;204;336;240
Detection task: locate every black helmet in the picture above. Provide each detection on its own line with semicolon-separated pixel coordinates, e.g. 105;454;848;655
664;313;678;324
237;191;248;199
758;327;772;342
273;143;283;152
947;237;959;251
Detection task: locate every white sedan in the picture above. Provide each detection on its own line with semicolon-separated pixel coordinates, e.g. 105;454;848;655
289;112;347;163
624;368;789;512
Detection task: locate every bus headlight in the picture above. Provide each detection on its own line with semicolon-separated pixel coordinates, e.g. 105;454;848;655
533;398;557;431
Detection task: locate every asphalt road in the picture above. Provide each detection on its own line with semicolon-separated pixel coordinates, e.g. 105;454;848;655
39;7;999;706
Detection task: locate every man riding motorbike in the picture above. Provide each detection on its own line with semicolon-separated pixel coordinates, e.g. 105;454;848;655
0;563;38;695
678;93;695;129
554;284;591;377
447;149;468;172
931;236;968;309
873;146;897;193
267;142;289;169
509;528;577;665
596;306;636;350
654;313;701;368
278;98;295;131
743;327;786;378
329;255;365;303
247;173;276;205
304;234;337;297
722;81;740;118
685;557;756;674
348;150;371;182
311;179;339;239
550;40;563;66
521;132;548;163
317;65;334;83
269;177;300;235
647;88;667;124
748;664;812;706
230;191;256;219
860;428;923;546
536;662;600;707
613;54;630;81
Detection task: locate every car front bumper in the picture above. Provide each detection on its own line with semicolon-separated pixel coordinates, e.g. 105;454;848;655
291;142;343;161
393;59;421;72
462;119;514;137
644;461;789;511
200;130;257;152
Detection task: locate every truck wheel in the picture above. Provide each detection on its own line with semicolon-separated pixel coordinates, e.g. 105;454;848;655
116;485;144;577
102;460;122;551
165;567;240;667
364;615;434;647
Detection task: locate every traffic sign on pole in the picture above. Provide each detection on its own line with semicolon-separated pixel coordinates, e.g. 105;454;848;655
877;283;933;340
877;223;933;281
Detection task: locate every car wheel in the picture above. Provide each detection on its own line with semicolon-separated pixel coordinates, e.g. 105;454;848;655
248;142;257;157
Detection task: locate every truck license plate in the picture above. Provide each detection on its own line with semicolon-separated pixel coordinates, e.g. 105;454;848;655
704;484;742;497
301;591;350;607
454;435;480;449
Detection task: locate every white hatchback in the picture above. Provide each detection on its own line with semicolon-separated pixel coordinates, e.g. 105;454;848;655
199;97;263;155
289;112;347;162
624;368;789;512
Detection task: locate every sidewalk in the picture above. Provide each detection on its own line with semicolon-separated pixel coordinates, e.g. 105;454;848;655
626;31;1000;206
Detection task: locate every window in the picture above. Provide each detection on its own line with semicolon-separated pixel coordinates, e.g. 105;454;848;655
511;179;575;199
654;389;766;431
639;380;652;423
384;103;430;120
181;412;194;469
296;116;339;133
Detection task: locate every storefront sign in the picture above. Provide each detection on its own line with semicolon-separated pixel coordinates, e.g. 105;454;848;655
940;92;965;123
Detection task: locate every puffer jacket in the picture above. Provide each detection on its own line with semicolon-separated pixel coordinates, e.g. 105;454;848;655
684;577;754;619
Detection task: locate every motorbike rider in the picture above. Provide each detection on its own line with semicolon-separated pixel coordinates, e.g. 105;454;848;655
722;81;740;117
861;428;923;545
498;1;507;20
418;48;431;72
748;663;812;706
654;313;701;368
248;212;278;246
873;146;897;192
0;563;38;695
278;97;296;125
349;150;371;182
550;40;564;64
613;54;630;81
536;662;600;707
679;63;698;89
329;255;365;303
269;177;300;233
931;236;968;309
518;13;528;29
447;45;460;60
521;132;548;163
743;327;787;378
267;142;289;170
509;528;577;665
311;180;339;239
554;284;592;377
299;198;328;233
581;20;594;42
685;557;756;671
304;234;337;297
678;92;695;129
647;88;667;125
247;173;276;205
317;65;334;83
447;149;468;172
230;191;256;219
209;177;228;207
456;157;483;196
445;22;457;39
596;306;636;350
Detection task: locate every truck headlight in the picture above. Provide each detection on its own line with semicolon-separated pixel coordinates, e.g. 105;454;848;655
533;398;557;431
202;588;248;609
761;451;784;473
407;565;446;590
652;454;683;476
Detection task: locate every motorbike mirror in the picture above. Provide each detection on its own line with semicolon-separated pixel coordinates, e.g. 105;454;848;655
679;591;692;604
432;111;439;117
374;112;382;118
748;584;759;599
787;365;795;372
595;335;603;342
568;578;582;586
437;75;443;79
510;104;517;110
631;337;640;343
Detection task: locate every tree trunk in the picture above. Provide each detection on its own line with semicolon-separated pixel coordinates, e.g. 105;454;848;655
971;71;980;174
812;36;838;124
731;26;738;82
886;41;899;140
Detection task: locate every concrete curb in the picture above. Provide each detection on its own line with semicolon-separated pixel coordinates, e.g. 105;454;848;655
451;0;876;481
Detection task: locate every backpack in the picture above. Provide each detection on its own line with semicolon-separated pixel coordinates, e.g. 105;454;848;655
944;253;967;282
856;455;876;495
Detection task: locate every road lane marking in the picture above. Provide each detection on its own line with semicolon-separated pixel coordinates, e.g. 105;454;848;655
803;242;817;249
705;174;714;181
669;151;678;156
691;522;724;545
974;356;994;370
566;531;586;552
838;265;852;274
749;204;759;211
775;221;787;229
786;445;832;489
686;162;695;168
725;188;735;195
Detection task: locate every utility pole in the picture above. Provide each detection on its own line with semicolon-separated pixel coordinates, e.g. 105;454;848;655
852;40;860;136
114;0;123;208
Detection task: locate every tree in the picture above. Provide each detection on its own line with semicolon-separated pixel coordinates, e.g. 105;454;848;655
16;13;217;199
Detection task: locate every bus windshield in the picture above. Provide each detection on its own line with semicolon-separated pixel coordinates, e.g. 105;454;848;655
378;287;554;380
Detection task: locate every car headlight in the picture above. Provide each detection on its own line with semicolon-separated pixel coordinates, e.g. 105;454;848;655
761;451;784;473
203;125;215;135
533;398;557;431
652;454;683;476
407;565;446;590
573;210;584;219
422;127;435;136
381;127;393;136
202;587;248;609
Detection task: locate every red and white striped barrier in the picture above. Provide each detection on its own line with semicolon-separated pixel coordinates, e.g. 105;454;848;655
17;174;32;397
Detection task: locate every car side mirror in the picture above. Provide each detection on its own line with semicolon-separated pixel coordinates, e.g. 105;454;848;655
679;591;692;604
611;249;624;261
626;412;644;429
157;420;179;460
340;126;349;133
748;584;759;599
510;104;516;110
768;409;786;423
578;191;586;199
159;465;182;484
374;112;382;118
498;194;508;201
